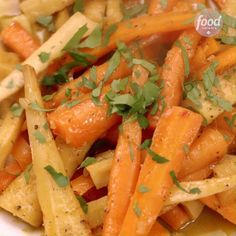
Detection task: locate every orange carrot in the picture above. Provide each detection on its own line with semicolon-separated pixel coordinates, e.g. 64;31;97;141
201;195;236;224
71;175;94;196
148;0;177;14
0;171;16;193
1;22;40;59
119;106;202;236
4;159;22;176
178;127;229;179
48;89;120;147
196;46;236;79
48;57;132;108
11;135;32;170
182;165;212;181
161;205;191;230
201;37;221;57
148;29;201;128
103;121;142;236
148;222;170;236
82;12;196;59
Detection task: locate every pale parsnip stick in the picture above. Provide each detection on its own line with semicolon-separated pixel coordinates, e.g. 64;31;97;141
24;65;91;236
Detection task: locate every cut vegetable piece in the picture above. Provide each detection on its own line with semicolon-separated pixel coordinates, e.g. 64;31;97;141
48;89;120;147
103;121;142;236
71;175;94;195
11;135;32;170
119;106;202;236
178;127;228;179
149;29;201;128
24;65;92;236
166;174;236;206
86;150;114;189
1;22;40;59
82;11;196;59
87;196;107;228
0;108;25;169
106;0;123;24
0;12;97;103
148;222;171;236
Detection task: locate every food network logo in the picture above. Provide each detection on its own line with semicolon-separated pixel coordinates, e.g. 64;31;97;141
194;9;223;37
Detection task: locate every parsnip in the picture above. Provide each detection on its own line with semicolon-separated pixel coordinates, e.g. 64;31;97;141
0;109;25;169
23;65;91;236
106;0;123;25
0;12;97;103
85;150;114;189
87;196;107;228
166;174;236;206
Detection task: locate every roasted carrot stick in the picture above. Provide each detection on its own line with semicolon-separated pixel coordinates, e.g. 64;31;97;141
48;57;132;108
103;121;142;236
1;22;40;60
196;46;236;79
148;29;201;128
178;127;229;179
119;106;202;236
160;205;191;231
71;175;95;196
11;135;32;170
82;12;196;59
148;222;170;236
148;0;177;14
48;88;120;147
201;195;236;224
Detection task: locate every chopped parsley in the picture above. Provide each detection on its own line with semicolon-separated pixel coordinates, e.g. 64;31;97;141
138;184;150;193
36;15;55;32
42;94;55;102
30;102;55;112
139;139;152;150
5;79;14;89
222;13;236;29
73;0;84;13
117;41;133;66
221;35;236;45
76;195;88;214
104;50;121;82
79;25;102;49
184;80;202;107
147;148;169;163
33;131;46;144
133;201;142;217
224;114;236;128
44;165;69;187
64;100;81;108
111;77;129;93
122;3;147;19
63;24;88;50
175;40;190;77
38;52;50;63
132;59;156;75
103;24;118;46
10;103;24;117
23;164;33;184
170;170;201;194
79;157;96;168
